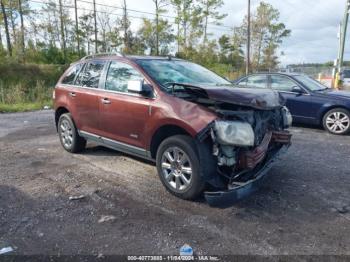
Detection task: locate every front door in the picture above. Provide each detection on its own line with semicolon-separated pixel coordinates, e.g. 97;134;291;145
98;60;152;149
269;75;316;123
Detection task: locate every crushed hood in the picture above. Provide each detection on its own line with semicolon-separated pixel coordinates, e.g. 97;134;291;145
177;84;284;110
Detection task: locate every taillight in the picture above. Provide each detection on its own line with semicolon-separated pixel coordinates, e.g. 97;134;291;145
52;89;56;99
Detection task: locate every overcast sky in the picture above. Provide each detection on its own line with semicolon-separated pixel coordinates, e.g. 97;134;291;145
121;0;350;66
29;0;350;65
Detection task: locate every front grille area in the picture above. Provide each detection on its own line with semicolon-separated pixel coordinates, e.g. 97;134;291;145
238;130;291;170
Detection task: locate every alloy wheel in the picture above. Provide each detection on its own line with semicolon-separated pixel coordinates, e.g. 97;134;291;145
326;111;350;134
60;119;74;148
161;147;192;191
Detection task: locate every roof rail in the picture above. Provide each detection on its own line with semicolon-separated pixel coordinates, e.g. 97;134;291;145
80;52;124;61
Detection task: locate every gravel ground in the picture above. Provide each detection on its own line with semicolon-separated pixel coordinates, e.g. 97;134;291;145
0;110;350;257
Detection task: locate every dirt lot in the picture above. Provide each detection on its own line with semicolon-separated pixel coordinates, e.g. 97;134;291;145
0;110;350;257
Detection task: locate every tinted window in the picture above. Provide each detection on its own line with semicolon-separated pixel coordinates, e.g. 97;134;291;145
61;63;82;85
239;75;267;88
105;61;144;93
271;75;297;92
75;61;105;88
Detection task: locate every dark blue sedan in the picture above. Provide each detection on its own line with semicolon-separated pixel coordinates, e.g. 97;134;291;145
234;73;350;135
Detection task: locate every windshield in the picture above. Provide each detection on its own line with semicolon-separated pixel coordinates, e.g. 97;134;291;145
135;59;231;90
294;75;328;91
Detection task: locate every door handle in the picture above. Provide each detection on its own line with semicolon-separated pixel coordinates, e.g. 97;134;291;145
101;98;111;104
69;92;76;97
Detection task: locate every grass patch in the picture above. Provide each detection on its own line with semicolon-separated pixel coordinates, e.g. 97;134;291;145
0;63;63;112
0;101;52;113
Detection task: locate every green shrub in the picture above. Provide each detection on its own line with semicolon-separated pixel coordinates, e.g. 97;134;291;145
0;63;66;110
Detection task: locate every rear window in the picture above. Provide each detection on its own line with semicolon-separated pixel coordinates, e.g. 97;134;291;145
61;63;83;85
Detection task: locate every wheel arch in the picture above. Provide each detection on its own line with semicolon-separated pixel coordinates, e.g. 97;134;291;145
149;124;193;159
55;107;70;130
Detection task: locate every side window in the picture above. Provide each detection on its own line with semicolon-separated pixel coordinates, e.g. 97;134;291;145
75;60;106;88
246;75;268;88
61;63;82;85
105;61;144;93
271;75;297;92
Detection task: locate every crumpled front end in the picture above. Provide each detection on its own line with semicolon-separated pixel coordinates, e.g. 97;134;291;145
197;105;292;207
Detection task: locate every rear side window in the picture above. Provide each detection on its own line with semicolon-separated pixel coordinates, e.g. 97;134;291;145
239;75;268;89
75;60;106;88
61;63;83;85
105;61;144;93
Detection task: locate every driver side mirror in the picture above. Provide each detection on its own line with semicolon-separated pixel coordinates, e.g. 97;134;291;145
127;80;153;97
291;86;304;95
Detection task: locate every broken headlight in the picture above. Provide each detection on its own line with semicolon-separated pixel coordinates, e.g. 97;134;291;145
214;121;255;147
282;106;293;128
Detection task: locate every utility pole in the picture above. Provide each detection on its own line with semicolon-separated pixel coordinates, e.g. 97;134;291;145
246;0;251;75
122;0;128;53
93;0;97;53
18;0;25;61
59;0;67;63
338;0;350;71
155;0;160;56
74;0;80;56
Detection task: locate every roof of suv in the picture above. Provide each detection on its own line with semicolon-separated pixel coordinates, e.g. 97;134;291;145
80;54;184;62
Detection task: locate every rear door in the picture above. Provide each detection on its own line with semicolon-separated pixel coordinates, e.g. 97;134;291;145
269;74;317;123
98;60;153;149
68;60;107;134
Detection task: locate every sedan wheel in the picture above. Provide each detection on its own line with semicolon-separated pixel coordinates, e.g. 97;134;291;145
323;109;350;135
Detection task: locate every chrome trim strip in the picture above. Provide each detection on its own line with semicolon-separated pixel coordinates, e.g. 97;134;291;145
79;130;153;160
278;91;311;96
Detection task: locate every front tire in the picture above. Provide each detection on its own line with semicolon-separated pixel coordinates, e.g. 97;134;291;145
58;113;86;153
156;135;205;200
323;108;350;135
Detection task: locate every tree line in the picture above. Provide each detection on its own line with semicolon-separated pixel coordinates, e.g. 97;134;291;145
0;0;291;73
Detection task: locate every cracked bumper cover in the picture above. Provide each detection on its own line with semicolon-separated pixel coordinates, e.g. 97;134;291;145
204;145;289;207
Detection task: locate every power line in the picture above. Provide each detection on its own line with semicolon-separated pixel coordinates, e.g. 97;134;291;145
76;0;233;29
27;0;233;32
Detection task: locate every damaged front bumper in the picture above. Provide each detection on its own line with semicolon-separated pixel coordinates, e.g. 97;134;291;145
204;145;289;207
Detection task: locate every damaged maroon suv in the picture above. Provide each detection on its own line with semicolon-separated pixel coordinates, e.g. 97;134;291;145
54;54;292;206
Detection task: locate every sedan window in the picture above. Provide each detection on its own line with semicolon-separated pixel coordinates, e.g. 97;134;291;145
239;75;267;89
271;75;297;92
105;61;144;93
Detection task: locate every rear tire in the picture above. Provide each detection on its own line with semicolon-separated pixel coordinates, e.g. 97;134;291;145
156;135;205;200
58;113;86;153
323;108;350;135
